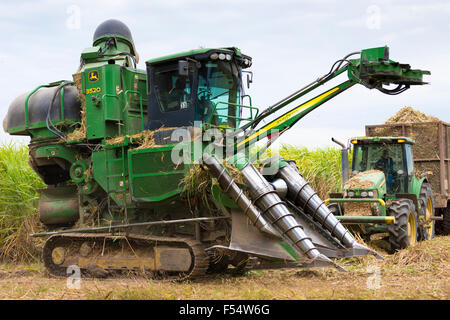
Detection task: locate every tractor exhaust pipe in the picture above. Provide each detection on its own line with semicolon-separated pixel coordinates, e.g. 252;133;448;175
203;155;278;237
332;137;350;187
276;160;377;255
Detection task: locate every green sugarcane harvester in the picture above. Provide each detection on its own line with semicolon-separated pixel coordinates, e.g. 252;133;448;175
3;20;430;278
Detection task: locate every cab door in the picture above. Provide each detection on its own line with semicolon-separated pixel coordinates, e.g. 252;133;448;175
146;62;197;130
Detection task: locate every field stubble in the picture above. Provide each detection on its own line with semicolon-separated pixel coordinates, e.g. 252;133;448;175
0;236;448;300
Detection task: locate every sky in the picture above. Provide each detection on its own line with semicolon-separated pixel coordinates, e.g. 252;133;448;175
0;0;449;149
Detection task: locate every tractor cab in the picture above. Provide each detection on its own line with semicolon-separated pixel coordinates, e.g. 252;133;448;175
351;137;415;194
145;47;254;131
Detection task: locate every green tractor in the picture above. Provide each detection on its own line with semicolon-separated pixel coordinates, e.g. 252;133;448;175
327;136;436;252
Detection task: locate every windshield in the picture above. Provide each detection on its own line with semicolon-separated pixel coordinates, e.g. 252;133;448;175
154;64;192;112
353;143;406;193
196;61;241;128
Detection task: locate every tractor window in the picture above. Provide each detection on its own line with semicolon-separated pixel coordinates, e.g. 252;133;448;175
404;143;414;178
196;61;241;128
353;143;406;193
154;65;192;112
354;147;363;170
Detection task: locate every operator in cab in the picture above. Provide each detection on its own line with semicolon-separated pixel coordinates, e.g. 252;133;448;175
375;149;394;187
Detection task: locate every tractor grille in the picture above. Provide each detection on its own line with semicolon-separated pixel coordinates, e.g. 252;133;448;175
343;202;373;216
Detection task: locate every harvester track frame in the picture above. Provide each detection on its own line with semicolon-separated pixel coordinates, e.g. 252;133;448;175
43;233;210;280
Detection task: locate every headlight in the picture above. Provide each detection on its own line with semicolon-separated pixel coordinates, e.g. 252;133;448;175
347;191;355;197
368;191;374;197
218;53;226;60
210;53;219;60
361;191;368;197
225;54;232;61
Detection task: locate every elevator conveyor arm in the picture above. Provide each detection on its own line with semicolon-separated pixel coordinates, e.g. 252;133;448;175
235;46;430;153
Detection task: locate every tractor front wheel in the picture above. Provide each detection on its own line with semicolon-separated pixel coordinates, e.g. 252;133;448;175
388;199;418;252
328;202;344;216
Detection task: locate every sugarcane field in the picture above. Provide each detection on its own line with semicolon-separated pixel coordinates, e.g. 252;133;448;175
0;0;448;310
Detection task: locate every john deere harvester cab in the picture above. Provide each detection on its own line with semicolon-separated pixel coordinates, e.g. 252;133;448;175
3;19;431;278
328;137;436;252
146;48;254;130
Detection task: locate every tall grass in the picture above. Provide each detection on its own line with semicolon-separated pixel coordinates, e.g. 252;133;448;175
278;144;344;199
0;143;45;262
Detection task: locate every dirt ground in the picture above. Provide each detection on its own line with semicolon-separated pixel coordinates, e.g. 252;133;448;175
0;236;448;300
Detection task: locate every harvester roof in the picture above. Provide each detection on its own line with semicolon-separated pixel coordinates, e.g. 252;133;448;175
146;47;252;68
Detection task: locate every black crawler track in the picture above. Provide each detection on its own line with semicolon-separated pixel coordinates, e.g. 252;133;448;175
42;233;210;281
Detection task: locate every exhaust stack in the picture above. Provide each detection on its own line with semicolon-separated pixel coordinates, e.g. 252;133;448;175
332;137;350;187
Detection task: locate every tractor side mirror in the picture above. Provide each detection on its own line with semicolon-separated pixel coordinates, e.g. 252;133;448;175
242;71;253;89
179;59;201;76
178;60;189;76
247;73;253;89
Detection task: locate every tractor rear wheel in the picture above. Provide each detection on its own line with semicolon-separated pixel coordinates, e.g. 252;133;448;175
418;183;435;241
388;199;418;252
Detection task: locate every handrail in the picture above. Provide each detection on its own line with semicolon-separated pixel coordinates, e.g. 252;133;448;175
324;198;386;206
25;81;70;130
60;86;65;122
25;85;49;128
207;100;259;129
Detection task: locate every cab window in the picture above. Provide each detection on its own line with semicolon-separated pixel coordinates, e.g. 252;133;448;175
154;65;192;112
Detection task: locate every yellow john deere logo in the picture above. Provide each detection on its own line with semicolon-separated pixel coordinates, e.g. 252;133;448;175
88;70;99;82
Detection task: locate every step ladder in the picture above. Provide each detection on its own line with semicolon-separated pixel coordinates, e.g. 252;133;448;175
104;144;129;224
